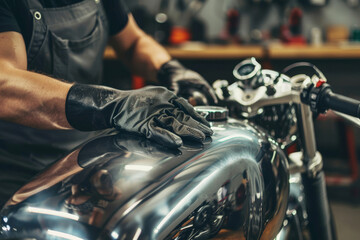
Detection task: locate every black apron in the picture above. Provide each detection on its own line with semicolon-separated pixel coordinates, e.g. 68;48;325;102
0;0;110;206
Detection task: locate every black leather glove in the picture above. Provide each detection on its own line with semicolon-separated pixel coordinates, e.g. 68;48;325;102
158;60;218;105
65;84;213;148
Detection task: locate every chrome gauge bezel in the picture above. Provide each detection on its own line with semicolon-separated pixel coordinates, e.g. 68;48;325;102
233;57;261;82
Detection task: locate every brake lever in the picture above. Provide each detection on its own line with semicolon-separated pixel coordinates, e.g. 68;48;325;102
333;111;360;128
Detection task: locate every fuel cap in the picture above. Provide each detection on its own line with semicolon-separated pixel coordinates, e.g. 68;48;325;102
194;106;228;121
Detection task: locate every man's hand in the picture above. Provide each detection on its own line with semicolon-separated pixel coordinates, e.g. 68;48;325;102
158;60;218;105
109;15;217;105
66;84;213;148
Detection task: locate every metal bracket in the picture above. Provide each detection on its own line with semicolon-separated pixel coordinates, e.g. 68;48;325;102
288;151;323;178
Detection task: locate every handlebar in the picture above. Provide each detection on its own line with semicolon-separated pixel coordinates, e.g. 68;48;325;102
322;88;360;118
302;82;360;119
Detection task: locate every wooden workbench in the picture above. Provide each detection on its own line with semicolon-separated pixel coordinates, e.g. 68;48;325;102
165;44;263;59
267;42;360;59
104;44;263;60
104;42;360;60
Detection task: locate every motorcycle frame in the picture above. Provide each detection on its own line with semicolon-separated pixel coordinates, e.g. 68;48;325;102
240;73;335;240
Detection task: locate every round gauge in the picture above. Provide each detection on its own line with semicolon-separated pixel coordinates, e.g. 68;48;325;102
237;63;256;76
233;57;262;88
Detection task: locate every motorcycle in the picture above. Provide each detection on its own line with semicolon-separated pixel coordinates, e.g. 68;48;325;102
1;58;359;240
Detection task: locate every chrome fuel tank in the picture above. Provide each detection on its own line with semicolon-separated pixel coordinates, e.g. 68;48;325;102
0;117;289;240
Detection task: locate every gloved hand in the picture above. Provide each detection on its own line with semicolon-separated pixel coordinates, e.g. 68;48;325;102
65;84;213;148
158;60;218;105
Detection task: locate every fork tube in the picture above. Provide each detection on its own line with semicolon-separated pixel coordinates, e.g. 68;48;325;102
298;103;317;160
296;103;334;240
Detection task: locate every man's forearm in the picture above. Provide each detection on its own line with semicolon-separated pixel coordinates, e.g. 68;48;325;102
0;60;73;130
126;34;171;83
109;15;171;83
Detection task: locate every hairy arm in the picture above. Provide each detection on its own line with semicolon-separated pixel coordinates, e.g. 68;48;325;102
0;31;73;129
109;14;171;83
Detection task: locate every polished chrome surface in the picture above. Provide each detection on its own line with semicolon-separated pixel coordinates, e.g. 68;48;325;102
275;173;307;240
293;75;324;178
214;68;299;149
0;118;289;240
194;106;229;121
214;69;297;118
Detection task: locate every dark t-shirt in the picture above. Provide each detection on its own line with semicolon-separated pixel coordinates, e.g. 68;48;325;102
0;0;129;48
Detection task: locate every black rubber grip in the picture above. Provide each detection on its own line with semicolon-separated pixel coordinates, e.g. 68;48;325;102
322;88;360;118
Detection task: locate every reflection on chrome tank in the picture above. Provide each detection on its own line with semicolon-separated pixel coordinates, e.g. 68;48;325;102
0;118;288;240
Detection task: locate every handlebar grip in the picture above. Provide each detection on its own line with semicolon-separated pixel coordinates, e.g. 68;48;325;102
321;88;360;118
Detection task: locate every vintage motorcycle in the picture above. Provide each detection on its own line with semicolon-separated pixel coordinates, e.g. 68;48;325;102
1;58;359;240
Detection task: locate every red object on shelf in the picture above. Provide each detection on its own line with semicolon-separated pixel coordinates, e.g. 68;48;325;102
289;8;302;27
226;9;240;37
280;7;307;45
169;26;191;45
280;25;307;45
